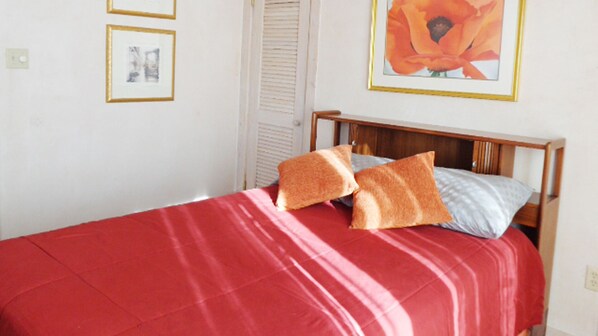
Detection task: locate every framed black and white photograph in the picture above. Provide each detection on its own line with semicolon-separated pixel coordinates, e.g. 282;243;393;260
127;46;161;84
107;0;176;20
106;25;176;103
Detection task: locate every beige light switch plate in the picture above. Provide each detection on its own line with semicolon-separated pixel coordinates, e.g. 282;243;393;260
5;49;29;69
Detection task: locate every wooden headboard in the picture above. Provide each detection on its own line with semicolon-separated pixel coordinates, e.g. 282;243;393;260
310;110;565;309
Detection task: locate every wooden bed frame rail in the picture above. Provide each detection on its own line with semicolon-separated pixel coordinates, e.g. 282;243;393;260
310;110;565;320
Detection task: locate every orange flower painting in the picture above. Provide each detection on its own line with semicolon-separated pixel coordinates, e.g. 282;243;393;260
384;0;505;80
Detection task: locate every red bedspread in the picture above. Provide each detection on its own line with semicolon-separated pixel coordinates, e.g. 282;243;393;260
0;186;544;335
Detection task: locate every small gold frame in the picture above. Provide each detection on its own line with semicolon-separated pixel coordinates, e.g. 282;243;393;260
106;25;176;103
107;0;177;20
368;0;526;101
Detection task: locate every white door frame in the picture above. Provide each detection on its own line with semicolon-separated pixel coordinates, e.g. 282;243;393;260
301;0;321;152
235;0;321;191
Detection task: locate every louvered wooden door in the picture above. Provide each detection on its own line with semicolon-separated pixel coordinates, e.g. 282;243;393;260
245;0;311;188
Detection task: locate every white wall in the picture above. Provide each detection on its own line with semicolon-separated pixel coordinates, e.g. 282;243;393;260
0;1;245;239
313;1;598;335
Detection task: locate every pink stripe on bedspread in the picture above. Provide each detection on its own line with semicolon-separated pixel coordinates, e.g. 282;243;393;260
0;186;544;335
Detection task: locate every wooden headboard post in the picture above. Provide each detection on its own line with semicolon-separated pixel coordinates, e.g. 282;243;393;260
537;144;565;309
310;110;565;321
310;110;341;151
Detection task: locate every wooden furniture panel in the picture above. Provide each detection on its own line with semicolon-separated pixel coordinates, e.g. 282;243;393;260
350;124;474;170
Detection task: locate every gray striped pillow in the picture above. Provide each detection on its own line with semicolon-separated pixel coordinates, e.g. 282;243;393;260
342;154;532;239
435;167;532;238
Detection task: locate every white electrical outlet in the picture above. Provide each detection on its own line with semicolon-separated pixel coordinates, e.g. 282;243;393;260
586;266;598;292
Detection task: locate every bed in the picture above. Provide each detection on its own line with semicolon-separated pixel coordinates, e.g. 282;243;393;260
0;111;564;335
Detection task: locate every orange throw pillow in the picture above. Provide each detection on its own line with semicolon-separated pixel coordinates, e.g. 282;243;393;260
351;151;452;230
277;145;359;210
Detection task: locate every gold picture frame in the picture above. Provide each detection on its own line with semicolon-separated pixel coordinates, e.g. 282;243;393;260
106;25;176;103
368;0;526;101
107;0;177;20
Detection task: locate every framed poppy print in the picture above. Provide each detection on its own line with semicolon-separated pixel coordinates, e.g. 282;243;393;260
368;0;526;101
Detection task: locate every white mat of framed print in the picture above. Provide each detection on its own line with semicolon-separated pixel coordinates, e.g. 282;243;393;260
369;0;526;101
107;0;176;19
106;25;176;103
